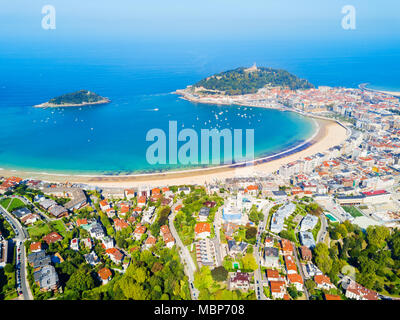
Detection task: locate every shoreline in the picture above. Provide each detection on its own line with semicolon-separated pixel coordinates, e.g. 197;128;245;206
359;83;400;98
0;115;349;188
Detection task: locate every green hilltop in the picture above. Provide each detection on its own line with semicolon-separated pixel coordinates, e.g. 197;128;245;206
48;90;107;105
193;65;314;95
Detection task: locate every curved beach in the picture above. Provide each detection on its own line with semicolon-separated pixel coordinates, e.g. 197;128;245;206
0;117;349;188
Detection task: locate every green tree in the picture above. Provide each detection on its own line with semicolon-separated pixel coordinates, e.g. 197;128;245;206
314;243;333;274
66;269;95;292
211;266;228;282
242;253;258;271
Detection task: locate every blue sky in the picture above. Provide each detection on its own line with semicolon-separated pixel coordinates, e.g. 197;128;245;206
1;0;400;41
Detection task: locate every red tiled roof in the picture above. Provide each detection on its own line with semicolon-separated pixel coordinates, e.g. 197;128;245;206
98;268;112;280
195;223;211;234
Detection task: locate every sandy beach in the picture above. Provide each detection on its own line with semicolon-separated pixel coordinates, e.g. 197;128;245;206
0;117;349;188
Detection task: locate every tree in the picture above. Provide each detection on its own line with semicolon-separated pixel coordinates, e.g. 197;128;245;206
287;285;300;299
366;225;390;248
66;269;95;292
194;266;214;290
245;227;257;240
4;263;14;273
314;243;333;274
211;266;228;282
242;253;258;271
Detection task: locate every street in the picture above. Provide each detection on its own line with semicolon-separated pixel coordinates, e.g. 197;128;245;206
0;203;33;300
169;201;199;300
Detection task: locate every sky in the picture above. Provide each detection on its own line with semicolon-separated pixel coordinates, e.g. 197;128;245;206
1;0;400;42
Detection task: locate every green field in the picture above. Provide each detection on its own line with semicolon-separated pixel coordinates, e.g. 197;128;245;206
342;206;363;218
50;220;67;237
0;198;11;209
27;222;51;238
0;197;26;212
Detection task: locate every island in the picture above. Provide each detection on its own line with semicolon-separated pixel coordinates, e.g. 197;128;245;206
175;64;314;107
190;64;313;95
34;90;111;108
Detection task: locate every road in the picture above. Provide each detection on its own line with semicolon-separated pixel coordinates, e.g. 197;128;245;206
0;203;33;300
169;201;199;300
253;201;274;300
211;206;223;267
292;217;310;300
317;214;328;243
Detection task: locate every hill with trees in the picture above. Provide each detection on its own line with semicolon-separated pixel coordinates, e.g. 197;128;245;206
35;90;110;108
193;66;314;95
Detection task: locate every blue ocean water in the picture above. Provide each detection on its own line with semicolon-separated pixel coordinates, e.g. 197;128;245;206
0;37;399;174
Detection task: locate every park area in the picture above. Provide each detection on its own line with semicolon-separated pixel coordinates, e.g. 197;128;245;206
0;197;25;212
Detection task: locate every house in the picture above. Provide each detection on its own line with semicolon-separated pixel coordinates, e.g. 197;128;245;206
43;232;63;245
160;225;175;248
163;232;175;248
113;218;129;231
101;236;114;249
198;207;210;222
266;269;284;282
314;274;335;290
196;239;216;268
106;208;116;218
284;255;298;274
223;222;239;238
264;237;274;248
144;236;157;249
287;273;304;291
227;240;248;257
343;279;379;300
299;231;316;249
28;251;51;269
280;239;294;255
137;195;147;208
245;185;258;196
134;224;147;240
194;222;211;239
178;187;190;195
98;267;112;285
229;272;250;291
324;293;342;300
20;213;39;225
76;218;88;227
269;281;287;299
300;246;312;262
263;247;280;268
84;251;100;266
70;238;79;251
13;207;31;219
174;204;183;212
299;214;318;232
48;205;69;218
33;265;59;291
106;248;124;264
89;223;105;239
124;189;136;200
0;240;7;268
30;242;42;253
119;203;130;218
99;200;111;211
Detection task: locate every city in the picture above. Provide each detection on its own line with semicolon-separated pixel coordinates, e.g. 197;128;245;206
1;84;400;300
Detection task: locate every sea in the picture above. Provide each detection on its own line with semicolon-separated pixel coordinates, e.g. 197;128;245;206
0;37;399;175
